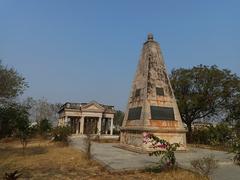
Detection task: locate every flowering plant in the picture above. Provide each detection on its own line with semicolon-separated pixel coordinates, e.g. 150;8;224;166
143;132;180;169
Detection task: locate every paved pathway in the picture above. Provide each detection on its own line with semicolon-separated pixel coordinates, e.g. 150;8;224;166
70;136;240;180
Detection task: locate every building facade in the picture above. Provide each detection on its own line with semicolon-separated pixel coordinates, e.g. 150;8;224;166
58;101;115;135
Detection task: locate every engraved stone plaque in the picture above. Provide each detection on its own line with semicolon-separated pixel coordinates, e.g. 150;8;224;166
156;87;164;96
135;89;141;97
128;107;142;120
150;106;175;120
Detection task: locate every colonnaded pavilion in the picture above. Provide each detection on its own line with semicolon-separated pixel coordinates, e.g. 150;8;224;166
58;101;115;135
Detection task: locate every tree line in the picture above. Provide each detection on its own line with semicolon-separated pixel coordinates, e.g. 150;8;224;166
0;60;240;143
0;60;61;141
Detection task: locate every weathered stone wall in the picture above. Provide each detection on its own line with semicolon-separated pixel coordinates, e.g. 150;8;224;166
120;131;186;151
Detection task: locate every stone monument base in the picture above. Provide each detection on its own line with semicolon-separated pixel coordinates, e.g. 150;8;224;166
120;127;187;153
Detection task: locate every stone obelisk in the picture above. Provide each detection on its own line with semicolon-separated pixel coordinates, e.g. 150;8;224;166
120;33;186;152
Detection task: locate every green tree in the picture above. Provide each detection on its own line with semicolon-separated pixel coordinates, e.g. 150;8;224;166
235;121;240;138
0;103;29;138
0;60;28;103
170;65;240;139
0;61;29;138
0;102;31;151
225;94;240;128
38;118;52;135
51;126;71;144
113;110;124;130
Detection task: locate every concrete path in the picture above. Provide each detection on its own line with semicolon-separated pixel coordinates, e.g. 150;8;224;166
70;136;240;180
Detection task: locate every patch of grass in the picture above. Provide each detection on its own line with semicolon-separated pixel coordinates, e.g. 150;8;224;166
189;143;229;152
191;155;218;176
0;138;207;179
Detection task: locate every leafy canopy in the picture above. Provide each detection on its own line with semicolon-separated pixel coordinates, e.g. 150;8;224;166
0;60;28;102
0;102;30;139
170;65;240;133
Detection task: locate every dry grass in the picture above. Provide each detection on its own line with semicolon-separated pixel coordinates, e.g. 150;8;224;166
0;138;207;180
189;143;229;152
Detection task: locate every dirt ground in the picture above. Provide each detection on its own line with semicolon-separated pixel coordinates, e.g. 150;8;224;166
0;138;207;180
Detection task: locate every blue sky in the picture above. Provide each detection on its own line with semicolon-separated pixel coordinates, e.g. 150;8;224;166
0;0;239;110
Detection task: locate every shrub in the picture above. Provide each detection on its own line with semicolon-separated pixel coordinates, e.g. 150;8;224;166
15;118;32;153
231;137;240;165
143;132;180;171
235;121;240;138
17;129;29;152
192;128;209;144
51;126;71;144
4;170;22;180
191;123;232;147
191;155;218;176
38;118;52;136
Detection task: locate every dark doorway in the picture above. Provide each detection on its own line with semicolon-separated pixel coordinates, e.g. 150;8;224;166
70;118;78;134
84;117;98;134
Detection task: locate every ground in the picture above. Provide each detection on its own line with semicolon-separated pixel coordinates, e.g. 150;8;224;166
71;136;240;180
0;138;205;180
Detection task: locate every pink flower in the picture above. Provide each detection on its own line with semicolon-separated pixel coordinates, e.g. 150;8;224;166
166;162;171;167
143;132;149;138
157;144;167;148
143;139;148;144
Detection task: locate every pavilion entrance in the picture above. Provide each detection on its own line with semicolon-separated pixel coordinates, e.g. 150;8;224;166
70;117;80;134
83;117;98;134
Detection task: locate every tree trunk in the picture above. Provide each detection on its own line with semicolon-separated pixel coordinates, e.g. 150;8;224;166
186;123;193;143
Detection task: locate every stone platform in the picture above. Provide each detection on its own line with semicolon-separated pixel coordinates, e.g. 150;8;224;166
71;136;240;180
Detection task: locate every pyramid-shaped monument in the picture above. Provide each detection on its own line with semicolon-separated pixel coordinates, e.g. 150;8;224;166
120;33;187;151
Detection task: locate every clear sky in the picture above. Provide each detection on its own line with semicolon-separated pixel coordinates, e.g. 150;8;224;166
0;0;239;110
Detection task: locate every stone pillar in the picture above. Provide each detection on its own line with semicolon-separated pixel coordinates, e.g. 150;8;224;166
64;116;68;126
80;116;85;134
105;118;108;134
110;118;113;135
97;117;102;135
76;118;79;134
78;119;80;134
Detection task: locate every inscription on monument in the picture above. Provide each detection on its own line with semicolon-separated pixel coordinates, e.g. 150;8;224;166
156;87;164;96
128;107;142;120
135;89;141;97
150;106;175;120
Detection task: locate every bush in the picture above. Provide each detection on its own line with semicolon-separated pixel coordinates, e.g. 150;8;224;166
38;118;52;136
4;170;22;180
231;137;240;165
143;132;180;171
191;123;232;147
192;128;209;144
235;121;240;138
51;126;71;144
191;155;218;176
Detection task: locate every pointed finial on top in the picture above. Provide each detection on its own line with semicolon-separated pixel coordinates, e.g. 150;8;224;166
147;33;154;41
